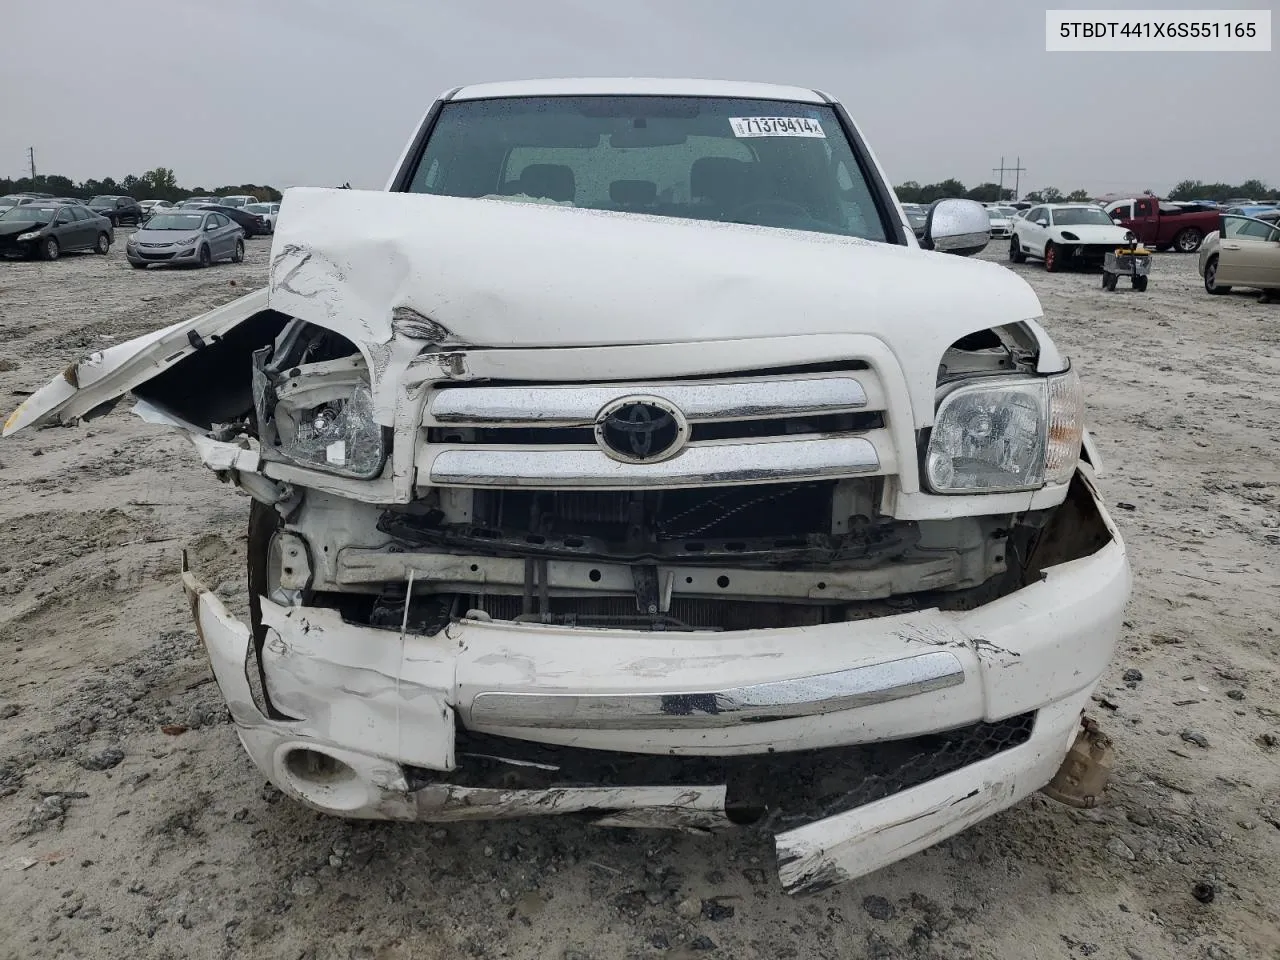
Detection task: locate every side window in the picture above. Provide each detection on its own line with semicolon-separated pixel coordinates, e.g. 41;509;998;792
1134;199;1153;217
72;207;91;221
1110;204;1132;219
210;214;225;228
1235;218;1277;240
56;208;73;224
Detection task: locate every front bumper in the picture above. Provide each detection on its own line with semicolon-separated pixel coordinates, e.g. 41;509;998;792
127;244;198;264
181;473;1129;892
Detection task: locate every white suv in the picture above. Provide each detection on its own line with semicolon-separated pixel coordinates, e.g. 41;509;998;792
4;78;1129;893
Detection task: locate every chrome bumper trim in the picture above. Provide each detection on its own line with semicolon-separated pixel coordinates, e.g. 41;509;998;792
427;436;881;488
429;376;869;426
468;652;966;729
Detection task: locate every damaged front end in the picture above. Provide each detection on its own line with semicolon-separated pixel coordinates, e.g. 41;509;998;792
5;188;1131;893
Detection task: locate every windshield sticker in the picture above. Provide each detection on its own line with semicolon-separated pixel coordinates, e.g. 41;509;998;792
729;117;826;138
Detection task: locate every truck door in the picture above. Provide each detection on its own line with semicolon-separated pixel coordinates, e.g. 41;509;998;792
1131;198;1156;244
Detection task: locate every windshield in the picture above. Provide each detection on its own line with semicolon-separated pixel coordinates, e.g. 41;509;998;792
1053;207;1113;226
89;196;116;206
142;213;206;231
245;203;270;214
406;96;891;241
987;207;1015;218
221;197;247;207
0;205;55;223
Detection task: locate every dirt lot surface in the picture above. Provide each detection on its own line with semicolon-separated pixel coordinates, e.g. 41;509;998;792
1;233;1277;960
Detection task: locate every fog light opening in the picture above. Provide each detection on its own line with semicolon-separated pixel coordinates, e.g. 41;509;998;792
284;748;357;786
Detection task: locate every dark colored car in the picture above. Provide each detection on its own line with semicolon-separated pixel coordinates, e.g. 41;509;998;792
195;203;268;237
0;201;115;260
88;195;145;226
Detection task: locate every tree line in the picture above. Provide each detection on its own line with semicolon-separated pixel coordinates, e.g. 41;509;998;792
895;178;1277;204
1;168;284;203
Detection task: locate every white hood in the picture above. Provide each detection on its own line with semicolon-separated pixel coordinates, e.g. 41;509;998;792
269;187;1048;404
1053;223;1132;244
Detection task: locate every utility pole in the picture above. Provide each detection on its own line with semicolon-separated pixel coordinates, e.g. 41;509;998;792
994;156;1027;200
28;147;36;182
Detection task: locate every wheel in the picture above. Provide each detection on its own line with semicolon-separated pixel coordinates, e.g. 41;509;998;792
1204;255;1230;295
95;232;111;255
1008;236;1026;263
232;239;245;263
197;245;211;268
1174;228;1203;253
1133;275;1148;293
130;261;147;270
41;237;60;261
1043;242;1059;272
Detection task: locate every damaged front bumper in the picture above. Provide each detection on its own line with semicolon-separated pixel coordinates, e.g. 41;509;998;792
181;478;1129;894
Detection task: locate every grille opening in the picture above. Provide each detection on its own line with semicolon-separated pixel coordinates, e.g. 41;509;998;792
426;410;882;445
465;595;839;631
406;712;1036;831
470;482;842;543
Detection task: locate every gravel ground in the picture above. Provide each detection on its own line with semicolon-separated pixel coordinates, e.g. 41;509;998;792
0;232;1277;960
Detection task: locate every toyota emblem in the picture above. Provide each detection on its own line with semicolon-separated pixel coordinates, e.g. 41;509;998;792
594;396;689;464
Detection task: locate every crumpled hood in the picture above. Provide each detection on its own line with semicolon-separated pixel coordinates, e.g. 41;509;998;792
269;188;1046;367
1053;223;1132;244
0;220;42;237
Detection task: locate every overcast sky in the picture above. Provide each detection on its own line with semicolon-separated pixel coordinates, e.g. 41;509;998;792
4;0;1276;196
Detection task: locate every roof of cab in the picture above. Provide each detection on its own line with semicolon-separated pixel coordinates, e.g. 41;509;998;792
448;77;828;103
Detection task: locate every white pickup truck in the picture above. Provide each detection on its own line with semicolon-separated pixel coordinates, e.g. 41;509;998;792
3;78;1130;894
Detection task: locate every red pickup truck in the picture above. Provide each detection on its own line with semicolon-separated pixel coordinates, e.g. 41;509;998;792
1104;198;1220;253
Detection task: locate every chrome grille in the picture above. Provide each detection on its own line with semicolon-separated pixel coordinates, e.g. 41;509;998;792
418;370;895;490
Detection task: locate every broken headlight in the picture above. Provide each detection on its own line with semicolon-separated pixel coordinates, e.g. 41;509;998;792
252;351;389;480
924;369;1083;494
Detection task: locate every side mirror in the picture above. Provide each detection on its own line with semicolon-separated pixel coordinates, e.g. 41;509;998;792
1035;218;1050;227
921;198;990;256
205;223;218;231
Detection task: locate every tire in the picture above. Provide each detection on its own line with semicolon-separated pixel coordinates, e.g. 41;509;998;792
197;245;211;268
1008;236;1026;263
1174;228;1203;253
232;239;245;263
1043;242;1059;272
95;232;111;255
1204;255;1230;294
1133;275;1148;293
41;237;60;261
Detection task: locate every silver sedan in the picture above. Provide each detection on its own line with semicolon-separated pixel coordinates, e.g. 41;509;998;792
126;210;245;269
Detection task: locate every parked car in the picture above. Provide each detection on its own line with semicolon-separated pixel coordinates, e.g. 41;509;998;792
1010;203;1136;271
140;199;176;217
244;202;278;233
88;195;145;226
0;200;114;260
899;202;927;239
180;197;221;209
49;197;89;206
1224;204;1280;218
2;78;1129;895
1103;197;1219;253
125;209;245;269
984;205;1017;239
193;203;268;237
219;195;259;208
1199;210;1280;298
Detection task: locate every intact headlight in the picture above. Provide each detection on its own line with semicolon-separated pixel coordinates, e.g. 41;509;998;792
925;370;1083;494
17;232;40;242
176;236;198;246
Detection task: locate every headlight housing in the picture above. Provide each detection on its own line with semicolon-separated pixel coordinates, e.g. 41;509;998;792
252;349;388;479
17;232;40;242
176;236;198;246
925;370;1083;494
